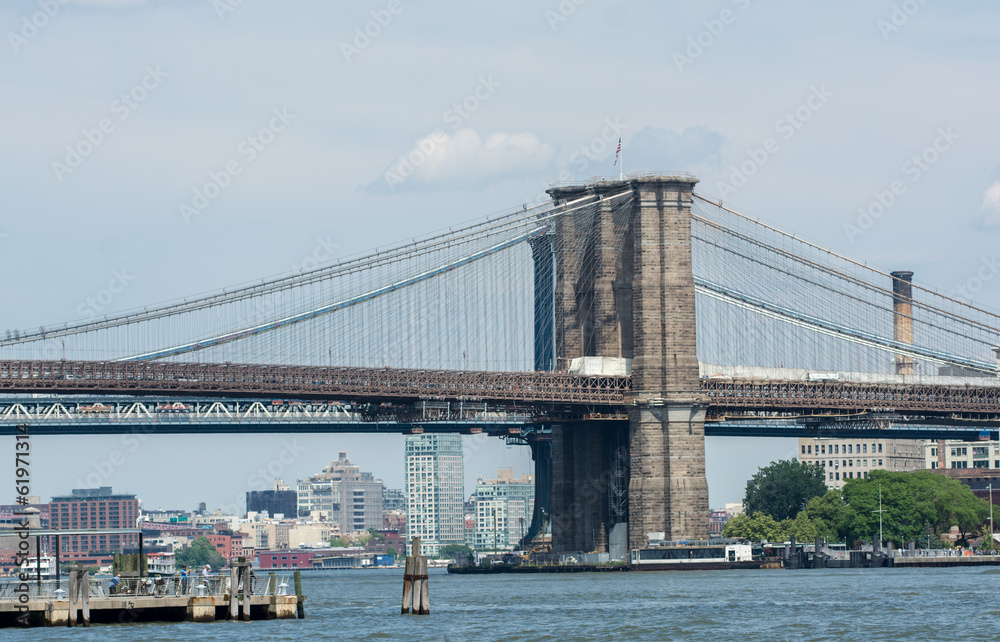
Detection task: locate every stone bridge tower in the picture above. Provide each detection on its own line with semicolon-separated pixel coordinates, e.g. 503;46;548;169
539;175;709;552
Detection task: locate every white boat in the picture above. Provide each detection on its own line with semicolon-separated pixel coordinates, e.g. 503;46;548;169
147;552;176;576
19;555;57;579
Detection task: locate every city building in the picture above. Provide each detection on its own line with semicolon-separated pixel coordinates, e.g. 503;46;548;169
49;487;140;556
383;488;405;512
797;438;925;489
404;434;465;556
926;439;1000;470
472;469;535;550
246;482;298;519
296;452;384;531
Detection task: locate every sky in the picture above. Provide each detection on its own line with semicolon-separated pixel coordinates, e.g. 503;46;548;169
1;0;999;513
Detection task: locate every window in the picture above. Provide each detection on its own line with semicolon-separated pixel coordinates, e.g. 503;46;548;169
863;459;868;467
931;447;937;456
801;446;806;454
821;445;826;454
863;444;868;454
807;445;812;454
834;445;839;454
829;473;834;480
849;472;854;478
878;444;883;453
878;459;883;466
848;445;853;454
835;472;840;480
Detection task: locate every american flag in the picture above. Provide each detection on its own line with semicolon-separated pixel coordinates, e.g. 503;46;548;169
613;137;621;166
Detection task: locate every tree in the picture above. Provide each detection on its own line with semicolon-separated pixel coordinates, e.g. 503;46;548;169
743;459;827;521
440;544;474;561
722;512;785;542
386;547;399;558
175;537;226;570
329;537;350;548
801;490;848;540
840;470;989;546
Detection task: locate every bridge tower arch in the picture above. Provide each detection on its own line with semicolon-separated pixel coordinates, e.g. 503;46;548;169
542;175;709;552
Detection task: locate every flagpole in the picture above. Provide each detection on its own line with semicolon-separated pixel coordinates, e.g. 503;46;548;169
619;133;624;180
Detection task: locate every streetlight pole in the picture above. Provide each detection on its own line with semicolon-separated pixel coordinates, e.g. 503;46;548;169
872;484;886;550
990;483;994;554
492;507;498;556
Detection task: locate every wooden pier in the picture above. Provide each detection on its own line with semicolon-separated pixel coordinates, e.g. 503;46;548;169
1;592;299;627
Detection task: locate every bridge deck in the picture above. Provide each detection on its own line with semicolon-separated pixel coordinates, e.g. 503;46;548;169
4;360;1000;423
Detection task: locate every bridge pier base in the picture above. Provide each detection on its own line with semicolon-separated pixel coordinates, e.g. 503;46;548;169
628;403;708;549
550;423;626;553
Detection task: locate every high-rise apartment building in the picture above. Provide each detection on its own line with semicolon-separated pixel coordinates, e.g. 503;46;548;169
49;487;140;554
296;452;384;532
404;434;464;557
472;468;534;550
797;438;924;489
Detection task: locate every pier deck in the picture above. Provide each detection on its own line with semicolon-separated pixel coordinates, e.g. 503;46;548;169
1;593;298;627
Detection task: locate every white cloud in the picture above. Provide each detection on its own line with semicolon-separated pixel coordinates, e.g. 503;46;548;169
369;128;555;194
980;181;1000;229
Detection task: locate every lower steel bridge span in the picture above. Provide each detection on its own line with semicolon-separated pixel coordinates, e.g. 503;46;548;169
4;360;1000;428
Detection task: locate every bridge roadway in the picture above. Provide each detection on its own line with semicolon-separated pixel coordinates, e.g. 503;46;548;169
2;360;1000;437
0;395;991;440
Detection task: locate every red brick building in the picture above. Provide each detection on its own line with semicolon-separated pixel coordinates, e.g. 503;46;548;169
207;530;248;560
49;487;140;555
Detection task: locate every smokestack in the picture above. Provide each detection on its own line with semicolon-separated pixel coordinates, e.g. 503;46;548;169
890;271;914;376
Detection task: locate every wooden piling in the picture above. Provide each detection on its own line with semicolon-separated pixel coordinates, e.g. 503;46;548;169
400;555;414;614
241;565;251;621
415;556;430;615
80;570;90;627
401;537;429;615
67;567;77;627
229;564;239;620
294;570;304;619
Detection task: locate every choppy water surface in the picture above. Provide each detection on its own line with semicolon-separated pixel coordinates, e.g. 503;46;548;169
8;567;1000;641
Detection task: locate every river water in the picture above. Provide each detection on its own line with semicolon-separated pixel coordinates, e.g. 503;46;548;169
7;566;1000;640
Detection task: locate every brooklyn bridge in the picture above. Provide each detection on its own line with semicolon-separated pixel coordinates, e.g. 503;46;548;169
3;174;999;552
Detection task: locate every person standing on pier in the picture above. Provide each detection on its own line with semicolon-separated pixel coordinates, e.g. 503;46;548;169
180;565;189;595
202;564;211;590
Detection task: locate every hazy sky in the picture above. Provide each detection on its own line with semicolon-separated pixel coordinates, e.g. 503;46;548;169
1;1;998;512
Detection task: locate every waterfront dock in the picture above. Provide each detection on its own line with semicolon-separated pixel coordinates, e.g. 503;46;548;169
0;570;302;627
893;555;1000;568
